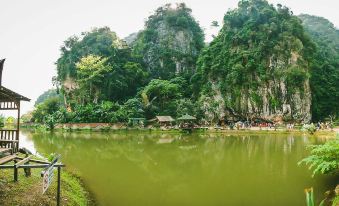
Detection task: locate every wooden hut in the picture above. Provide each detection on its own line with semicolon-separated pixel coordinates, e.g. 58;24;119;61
0;59;30;155
155;116;174;126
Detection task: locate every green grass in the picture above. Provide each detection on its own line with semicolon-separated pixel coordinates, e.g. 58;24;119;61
0;161;93;206
333;194;339;206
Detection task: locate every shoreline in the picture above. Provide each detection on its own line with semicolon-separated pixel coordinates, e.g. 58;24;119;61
21;124;339;139
0;154;94;206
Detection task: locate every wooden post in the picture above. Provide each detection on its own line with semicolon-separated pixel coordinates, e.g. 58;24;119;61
24;161;31;177
17;154;32;177
13;159;18;182
16;101;20;153
57;166;61;206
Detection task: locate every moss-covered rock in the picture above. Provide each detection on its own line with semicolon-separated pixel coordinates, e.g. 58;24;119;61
194;0;314;123
132;3;205;79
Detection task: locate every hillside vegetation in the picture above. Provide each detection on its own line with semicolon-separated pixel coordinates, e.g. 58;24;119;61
299;14;339;121
30;1;339;125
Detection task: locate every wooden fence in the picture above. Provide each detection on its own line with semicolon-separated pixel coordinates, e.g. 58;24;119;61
0;129;18;153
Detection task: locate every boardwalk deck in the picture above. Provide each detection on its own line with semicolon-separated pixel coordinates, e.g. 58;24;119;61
0;154;16;165
0;148;12;154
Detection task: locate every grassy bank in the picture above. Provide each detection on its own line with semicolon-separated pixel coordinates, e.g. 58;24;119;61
333;185;339;206
334;196;339;206
0;160;94;206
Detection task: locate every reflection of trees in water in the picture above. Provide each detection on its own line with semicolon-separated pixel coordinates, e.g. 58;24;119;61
196;133;323;180
29;133;292;163
22;131;336;205
27;132;315;181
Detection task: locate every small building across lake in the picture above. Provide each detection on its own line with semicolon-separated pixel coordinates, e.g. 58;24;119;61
177;114;196;122
155;116;175;126
177;114;197;129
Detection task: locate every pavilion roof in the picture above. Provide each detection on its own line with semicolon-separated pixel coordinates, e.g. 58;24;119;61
156;116;174;122
0;86;30;102
0;59;30;102
177;114;196;121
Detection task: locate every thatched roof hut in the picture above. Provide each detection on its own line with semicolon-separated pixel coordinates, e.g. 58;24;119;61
156;116;175;122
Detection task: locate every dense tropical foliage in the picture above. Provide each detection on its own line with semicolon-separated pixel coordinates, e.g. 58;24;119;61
299;14;339;121
56;27;147;107
193;0;315;123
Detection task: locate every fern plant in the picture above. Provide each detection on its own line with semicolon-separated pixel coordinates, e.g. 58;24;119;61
299;136;339;176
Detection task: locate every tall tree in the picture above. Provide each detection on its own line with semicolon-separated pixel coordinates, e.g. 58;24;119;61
76;55;111;104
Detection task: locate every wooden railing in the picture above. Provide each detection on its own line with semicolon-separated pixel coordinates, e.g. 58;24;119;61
0;129;18;153
0;101;18;110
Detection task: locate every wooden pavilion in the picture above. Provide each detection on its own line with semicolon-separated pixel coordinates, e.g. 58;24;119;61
155;116;175;126
0;60;64;205
0;59;30;155
177;114;196;122
177;114;197;130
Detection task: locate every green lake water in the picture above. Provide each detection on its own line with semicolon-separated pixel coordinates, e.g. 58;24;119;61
20;130;338;206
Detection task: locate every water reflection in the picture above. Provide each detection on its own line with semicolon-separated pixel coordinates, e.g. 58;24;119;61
20;130;337;206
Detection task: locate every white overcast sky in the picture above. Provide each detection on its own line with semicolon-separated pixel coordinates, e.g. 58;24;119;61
0;0;338;115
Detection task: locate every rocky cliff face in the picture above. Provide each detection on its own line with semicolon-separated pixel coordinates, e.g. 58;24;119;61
144;21;197;74
132;3;204;79
200;59;312;123
195;0;313;123
204;60;312;123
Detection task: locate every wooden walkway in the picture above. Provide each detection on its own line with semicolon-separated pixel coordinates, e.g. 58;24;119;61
0;148;12;154
0;154;16;165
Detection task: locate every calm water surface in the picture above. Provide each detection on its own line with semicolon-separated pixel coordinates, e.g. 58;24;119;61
20;130;338;206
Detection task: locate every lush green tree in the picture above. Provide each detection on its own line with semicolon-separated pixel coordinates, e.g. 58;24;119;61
121;98;145;119
71;102;120;123
176;98;193;117
56;27;125;82
44;114;57;130
299;137;339;176
142;79;182;117
299;14;339;121
76;55;111;104
32;97;62;123
56;27;148;106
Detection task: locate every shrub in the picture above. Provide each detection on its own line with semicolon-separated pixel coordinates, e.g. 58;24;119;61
299;137;339;176
302;123;317;134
